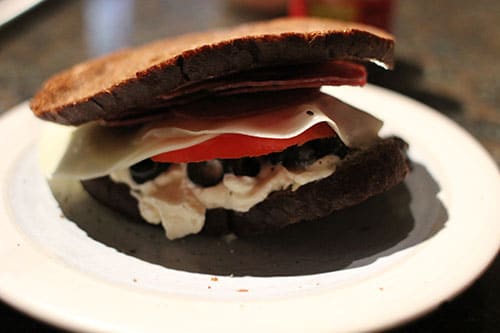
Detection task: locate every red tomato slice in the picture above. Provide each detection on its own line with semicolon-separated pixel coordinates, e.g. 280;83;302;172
151;122;335;163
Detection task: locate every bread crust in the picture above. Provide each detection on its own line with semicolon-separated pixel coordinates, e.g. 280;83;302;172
81;137;410;237
30;17;394;125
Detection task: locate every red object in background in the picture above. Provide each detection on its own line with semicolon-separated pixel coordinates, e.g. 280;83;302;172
288;0;395;32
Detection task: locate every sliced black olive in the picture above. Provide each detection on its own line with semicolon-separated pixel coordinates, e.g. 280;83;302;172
282;144;316;169
130;159;171;184
265;151;283;165
187;160;224;187
309;137;349;159
223;157;261;177
262;137;350;169
328;137;350;158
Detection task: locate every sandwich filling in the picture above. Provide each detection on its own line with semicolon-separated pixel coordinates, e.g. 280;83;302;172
40;90;383;239
111;153;340;239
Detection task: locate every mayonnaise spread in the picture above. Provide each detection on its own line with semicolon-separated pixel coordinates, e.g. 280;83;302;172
110;155;339;239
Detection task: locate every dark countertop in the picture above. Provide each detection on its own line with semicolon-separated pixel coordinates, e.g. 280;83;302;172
0;0;498;332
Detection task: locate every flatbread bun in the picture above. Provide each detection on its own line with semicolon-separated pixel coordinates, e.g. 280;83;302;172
30;17;394;125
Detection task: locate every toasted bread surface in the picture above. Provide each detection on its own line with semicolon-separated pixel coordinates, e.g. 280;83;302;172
31;17;394;125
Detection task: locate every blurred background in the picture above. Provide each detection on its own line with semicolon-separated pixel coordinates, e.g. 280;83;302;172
0;0;498;331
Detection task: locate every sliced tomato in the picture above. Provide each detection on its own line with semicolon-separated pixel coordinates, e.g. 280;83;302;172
151;122;335;163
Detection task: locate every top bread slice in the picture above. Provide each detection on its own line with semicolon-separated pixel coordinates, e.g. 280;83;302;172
30;17;394;126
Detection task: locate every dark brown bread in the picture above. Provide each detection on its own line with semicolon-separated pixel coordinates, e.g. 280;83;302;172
31;17;394;126
81;137;410;237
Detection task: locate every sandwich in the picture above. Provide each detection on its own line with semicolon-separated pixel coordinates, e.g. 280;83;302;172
31;17;410;240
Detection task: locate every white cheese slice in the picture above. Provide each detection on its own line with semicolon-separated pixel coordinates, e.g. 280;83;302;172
39;93;382;180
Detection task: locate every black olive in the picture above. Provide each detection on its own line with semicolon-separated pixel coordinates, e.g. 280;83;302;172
129;159;170;184
187;160;224;187
318;137;349;158
282;144;316;169
262;137;350;169
307;138;337;159
223;157;261;177
265;151;283;165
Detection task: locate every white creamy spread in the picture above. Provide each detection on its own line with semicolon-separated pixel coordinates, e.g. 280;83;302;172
110;155;339;239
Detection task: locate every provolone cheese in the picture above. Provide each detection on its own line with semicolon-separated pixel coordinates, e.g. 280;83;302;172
39;93;382;180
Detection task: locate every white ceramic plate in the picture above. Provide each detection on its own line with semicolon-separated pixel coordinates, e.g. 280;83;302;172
0;85;499;333
0;0;46;28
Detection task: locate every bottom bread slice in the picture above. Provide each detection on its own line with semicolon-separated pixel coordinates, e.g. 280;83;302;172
81;137;410;237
